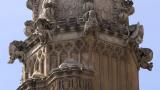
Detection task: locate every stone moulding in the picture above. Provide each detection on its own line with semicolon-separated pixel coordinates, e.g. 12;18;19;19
9;0;153;90
17;62;94;90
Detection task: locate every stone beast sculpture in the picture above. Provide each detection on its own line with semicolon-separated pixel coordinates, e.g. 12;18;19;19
138;48;153;71
8;40;26;64
83;10;99;36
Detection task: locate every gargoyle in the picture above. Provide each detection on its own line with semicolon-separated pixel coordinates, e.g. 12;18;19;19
8;40;26;64
83;10;99;35
138;48;153;71
129;23;144;44
24;20;35;37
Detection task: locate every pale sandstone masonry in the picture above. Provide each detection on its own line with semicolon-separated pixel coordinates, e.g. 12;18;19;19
8;0;153;90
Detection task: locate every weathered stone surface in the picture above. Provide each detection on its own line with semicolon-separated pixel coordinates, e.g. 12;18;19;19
8;0;153;90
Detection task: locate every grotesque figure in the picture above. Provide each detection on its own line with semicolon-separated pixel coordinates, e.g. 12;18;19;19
82;1;94;13
129;23;144;44
24;20;35;37
83;10;99;35
138;48;153;71
8;40;26;64
118;0;135;24
39;0;57;22
44;1;57;22
35;18;55;43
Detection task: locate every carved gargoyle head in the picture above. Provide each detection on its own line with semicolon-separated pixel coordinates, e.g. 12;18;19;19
124;0;133;6
141;48;153;62
8;41;25;64
24;20;35;37
139;48;153;71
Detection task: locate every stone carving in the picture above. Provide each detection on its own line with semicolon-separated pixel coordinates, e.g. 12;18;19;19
34;18;55;43
8;41;26;64
137;48;153;71
82;1;94;13
118;0;135;24
11;0;154;90
26;0;34;10
27;0;40;20
95;40;125;59
40;0;57;22
24;20;35;37
82;0;99;35
59;59;83;69
83;10;99;35
129;23;144;44
31;71;45;79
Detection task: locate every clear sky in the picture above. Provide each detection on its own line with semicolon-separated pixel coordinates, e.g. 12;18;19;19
0;0;159;90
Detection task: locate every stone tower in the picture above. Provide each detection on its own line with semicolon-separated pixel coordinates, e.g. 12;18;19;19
8;0;153;90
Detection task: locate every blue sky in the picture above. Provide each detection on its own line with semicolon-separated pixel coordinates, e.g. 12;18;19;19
0;0;159;90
